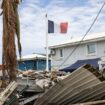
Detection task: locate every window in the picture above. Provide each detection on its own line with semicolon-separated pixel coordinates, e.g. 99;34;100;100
87;43;96;55
60;49;63;57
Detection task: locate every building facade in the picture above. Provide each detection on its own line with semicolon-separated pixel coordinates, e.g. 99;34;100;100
18;53;51;71
49;32;105;70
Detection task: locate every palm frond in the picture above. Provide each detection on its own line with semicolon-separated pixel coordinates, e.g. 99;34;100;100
13;2;22;58
2;0;22;83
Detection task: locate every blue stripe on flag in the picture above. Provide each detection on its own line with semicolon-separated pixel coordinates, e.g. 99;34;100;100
48;20;54;33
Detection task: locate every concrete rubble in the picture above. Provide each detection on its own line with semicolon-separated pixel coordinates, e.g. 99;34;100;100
17;69;68;105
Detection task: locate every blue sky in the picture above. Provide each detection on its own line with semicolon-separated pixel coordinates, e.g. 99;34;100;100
0;0;105;63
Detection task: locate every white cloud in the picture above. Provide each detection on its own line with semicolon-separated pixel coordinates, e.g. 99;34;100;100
0;0;105;63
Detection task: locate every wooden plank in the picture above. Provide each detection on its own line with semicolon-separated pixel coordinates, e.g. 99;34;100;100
0;81;17;105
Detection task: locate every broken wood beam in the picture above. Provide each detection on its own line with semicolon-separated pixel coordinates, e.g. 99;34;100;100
0;81;17;105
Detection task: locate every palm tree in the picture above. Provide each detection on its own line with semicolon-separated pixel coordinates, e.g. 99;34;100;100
0;0;22;104
1;0;22;85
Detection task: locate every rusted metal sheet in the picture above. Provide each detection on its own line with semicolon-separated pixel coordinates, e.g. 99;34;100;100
34;65;102;105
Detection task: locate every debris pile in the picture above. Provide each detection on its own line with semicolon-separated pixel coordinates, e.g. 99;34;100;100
16;69;68;105
1;64;105;105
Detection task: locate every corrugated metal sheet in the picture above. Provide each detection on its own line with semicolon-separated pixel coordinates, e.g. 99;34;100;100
34;64;103;105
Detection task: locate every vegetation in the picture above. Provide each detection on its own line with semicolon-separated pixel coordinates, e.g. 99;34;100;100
1;0;22;84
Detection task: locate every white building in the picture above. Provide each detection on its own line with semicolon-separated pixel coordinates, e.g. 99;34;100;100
49;32;105;70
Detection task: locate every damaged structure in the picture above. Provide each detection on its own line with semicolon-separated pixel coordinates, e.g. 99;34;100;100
34;64;105;105
18;53;51;71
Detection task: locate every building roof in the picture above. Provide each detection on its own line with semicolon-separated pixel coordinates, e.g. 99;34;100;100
60;58;100;72
18;53;46;61
49;32;105;49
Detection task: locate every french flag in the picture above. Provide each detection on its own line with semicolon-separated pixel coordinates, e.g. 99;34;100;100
48;20;68;34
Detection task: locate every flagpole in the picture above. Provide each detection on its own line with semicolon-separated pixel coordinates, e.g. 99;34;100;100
45;14;49;72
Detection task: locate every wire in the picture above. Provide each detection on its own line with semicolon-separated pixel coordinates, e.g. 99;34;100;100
57;1;105;70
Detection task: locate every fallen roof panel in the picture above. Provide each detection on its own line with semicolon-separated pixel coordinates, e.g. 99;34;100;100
34;64;103;105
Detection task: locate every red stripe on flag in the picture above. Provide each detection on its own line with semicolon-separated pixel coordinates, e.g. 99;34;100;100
60;22;68;33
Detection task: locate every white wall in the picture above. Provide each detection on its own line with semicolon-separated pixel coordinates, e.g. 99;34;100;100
51;40;105;70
